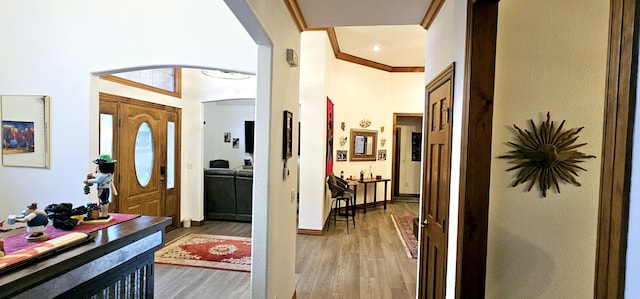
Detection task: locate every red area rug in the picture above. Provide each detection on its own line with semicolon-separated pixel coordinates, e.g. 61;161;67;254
391;214;418;259
2;213;140;254
155;233;251;272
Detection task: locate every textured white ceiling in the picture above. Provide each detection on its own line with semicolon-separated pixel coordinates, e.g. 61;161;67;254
296;0;429;67
335;25;426;67
297;0;431;27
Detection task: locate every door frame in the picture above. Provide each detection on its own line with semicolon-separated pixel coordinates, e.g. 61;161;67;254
391;112;423;202
454;0;499;297
99;92;182;230
594;0;638;296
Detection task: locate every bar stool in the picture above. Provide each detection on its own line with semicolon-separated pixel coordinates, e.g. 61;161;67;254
326;173;355;233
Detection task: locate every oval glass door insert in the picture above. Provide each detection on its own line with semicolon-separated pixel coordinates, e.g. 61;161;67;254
135;122;154;187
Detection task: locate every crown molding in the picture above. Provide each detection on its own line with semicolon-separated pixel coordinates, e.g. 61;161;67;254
283;0;426;73
422;0;446;30
284;0;306;32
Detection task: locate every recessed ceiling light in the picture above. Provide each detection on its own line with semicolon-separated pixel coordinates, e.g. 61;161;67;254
372;45;381;52
201;69;251;80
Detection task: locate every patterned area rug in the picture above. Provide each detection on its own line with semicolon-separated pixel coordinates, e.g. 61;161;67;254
391;214;418;259
155;233;251;272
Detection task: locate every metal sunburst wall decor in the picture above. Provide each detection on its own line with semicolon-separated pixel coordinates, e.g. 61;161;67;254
498;112;596;197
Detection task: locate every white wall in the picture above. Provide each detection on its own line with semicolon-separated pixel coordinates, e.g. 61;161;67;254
396;116;422;194
625;64;640;298
298;31;331;230
232;0;301;297
298;31;425;231
202;99;255;169
0;0;300;297
424;0;468;296
487;1;608;298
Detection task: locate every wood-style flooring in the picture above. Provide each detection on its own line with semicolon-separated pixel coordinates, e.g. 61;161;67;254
154;201;419;299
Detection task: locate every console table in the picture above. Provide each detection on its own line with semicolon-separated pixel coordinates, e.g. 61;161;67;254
349;177;391;213
0;215;171;298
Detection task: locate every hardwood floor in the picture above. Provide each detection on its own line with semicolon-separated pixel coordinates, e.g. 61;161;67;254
154;202;419;299
154;220;252;298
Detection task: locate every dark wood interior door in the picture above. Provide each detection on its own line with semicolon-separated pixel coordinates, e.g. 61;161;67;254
393;127;402;197
419;64;454;298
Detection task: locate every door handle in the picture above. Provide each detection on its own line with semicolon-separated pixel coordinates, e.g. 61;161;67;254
421;219;428;227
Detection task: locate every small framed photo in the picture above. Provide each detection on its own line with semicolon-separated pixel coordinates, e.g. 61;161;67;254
378;149;387;161
224;132;231;143
336;150;347;161
232;138;240;148
283;110;293;159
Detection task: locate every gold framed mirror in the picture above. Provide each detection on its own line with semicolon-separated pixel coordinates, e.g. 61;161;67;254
349;129;377;161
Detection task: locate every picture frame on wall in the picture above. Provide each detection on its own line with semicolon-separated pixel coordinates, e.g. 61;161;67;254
411;132;421;161
336;150;347;161
224;132;231;143
283;110;293;159
1;95;51;168
378;149;387;161
232;138;240;148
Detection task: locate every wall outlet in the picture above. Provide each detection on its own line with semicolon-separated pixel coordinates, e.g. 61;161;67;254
186;162;193;169
290;188;296;203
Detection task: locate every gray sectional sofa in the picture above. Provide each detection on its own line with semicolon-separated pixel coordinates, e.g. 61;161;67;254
204;168;253;222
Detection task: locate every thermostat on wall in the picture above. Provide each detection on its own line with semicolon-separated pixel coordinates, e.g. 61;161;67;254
286;48;298;67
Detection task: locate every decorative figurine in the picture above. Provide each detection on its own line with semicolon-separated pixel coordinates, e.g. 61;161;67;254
83;154;118;220
11;203;49;242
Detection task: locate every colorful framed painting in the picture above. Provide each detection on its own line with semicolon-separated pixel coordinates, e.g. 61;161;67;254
1;95;50;168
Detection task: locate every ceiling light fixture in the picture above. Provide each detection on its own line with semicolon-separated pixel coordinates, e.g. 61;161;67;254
372;45;381;52
201;69;251;80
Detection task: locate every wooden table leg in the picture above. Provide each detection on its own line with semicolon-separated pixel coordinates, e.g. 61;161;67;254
373;183;378;207
363;184;368;214
352;185;358;217
383;181;388;210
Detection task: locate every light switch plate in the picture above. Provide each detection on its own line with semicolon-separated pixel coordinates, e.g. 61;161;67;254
290;188;296;203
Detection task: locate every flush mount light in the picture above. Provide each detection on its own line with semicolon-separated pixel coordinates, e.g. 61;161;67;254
372;45;381;52
201;69;251;80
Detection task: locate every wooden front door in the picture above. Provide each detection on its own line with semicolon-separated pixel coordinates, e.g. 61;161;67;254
99;93;181;230
419;64;454;298
120;103;164;217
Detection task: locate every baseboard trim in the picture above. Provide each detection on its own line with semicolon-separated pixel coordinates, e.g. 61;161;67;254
397;193;419;198
191;220;205;227
297;229;323;235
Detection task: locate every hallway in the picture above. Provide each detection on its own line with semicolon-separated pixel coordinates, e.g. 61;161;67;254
154;201;418;298
295;201;419;299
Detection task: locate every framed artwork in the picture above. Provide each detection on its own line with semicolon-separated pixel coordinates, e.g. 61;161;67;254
224;132;231;143
232;138;240;148
283;110;293;159
326;98;333;174
378;149;387;161
336;150;347;161
412;132;422;161
1;95;50;168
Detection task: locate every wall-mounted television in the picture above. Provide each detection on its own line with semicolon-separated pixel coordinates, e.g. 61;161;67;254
245;120;255;154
